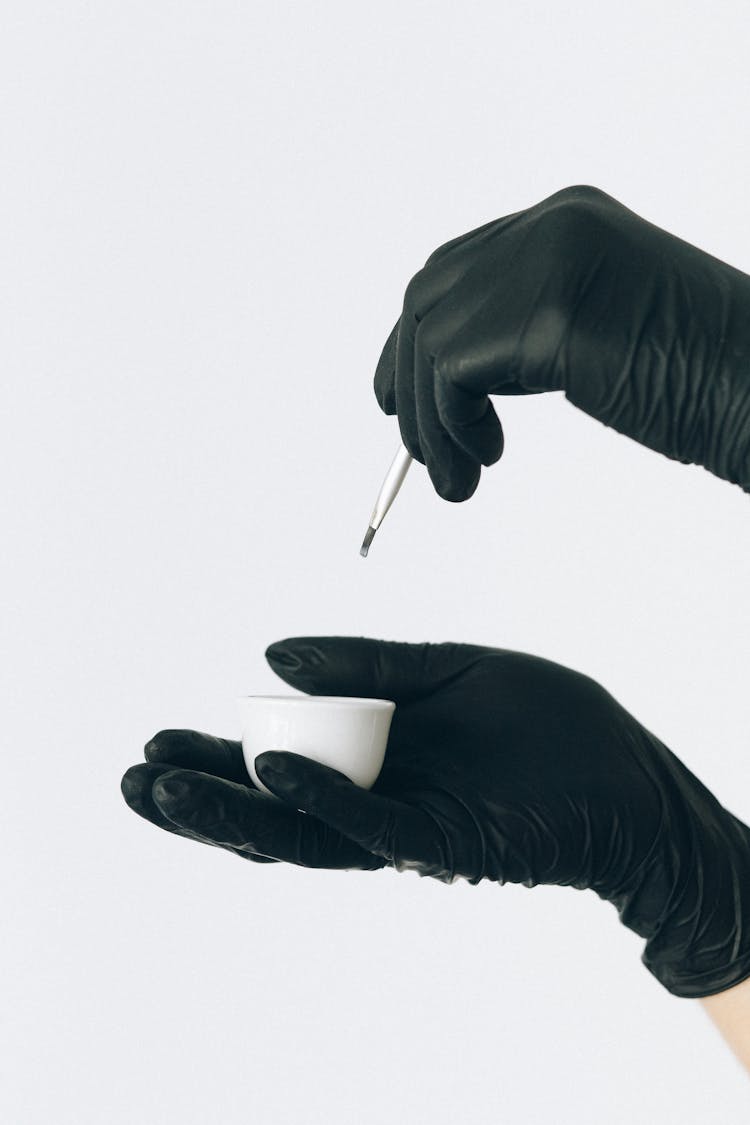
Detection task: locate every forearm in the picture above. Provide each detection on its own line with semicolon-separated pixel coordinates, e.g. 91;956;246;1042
701;976;750;1075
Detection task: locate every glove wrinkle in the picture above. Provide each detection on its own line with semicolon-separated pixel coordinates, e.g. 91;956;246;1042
377;185;750;494
128;637;750;998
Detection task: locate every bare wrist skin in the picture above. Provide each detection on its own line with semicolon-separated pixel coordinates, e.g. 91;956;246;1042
701;976;750;1075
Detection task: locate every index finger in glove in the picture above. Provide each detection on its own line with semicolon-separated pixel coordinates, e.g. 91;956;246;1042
265;635;489;703
151;767;387;871
373;318;400;415
121;762;277;863
256;752;453;879
373;245;486;435
144;729;251;785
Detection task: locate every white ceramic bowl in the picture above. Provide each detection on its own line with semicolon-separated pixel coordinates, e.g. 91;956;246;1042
237;694;395;796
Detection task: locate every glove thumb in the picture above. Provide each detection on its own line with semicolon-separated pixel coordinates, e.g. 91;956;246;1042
265;636;485;704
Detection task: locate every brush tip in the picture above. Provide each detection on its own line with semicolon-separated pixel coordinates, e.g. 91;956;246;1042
360;526;376;557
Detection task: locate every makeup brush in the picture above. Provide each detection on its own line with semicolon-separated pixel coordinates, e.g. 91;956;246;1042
360;443;413;557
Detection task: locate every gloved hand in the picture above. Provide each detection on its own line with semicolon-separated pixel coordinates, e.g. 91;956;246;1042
374;185;750;499
121;636;750;999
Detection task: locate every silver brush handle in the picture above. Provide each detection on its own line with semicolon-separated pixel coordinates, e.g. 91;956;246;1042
360;443;413;557
369;443;412;529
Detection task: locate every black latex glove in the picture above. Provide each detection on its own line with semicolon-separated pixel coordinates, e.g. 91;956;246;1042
374;185;750;499
121;636;750;999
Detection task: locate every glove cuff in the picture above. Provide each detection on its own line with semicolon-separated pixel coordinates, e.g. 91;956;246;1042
638;796;750;999
599;730;750;998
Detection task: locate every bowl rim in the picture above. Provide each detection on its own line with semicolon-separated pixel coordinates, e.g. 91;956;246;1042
236;694;395;709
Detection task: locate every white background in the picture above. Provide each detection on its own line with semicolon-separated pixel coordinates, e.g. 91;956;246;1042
3;2;750;1121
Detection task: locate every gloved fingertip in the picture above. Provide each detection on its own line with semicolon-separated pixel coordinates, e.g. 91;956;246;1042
264;643;302;672
120;766;143;802
152;775;190;809
254;750;292;779
401;440;425;466
374;380;397;416
483;440;504;467
256;767;296;798
431;467;479;502
479;424;504;466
